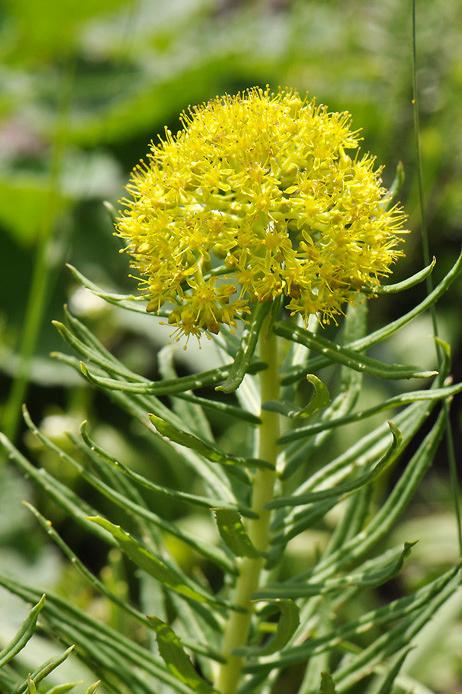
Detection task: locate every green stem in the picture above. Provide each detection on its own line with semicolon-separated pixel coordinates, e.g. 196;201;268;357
411;0;462;555
216;312;279;693
1;63;73;448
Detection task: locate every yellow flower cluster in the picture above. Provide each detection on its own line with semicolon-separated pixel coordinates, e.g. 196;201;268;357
117;87;406;337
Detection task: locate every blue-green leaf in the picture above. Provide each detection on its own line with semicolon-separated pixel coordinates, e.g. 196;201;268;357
282;250;462;385
26;502;224;664
244;567;459;672
0;574;188;693
79;361;264;396
21;406;234;572
177;392;261;425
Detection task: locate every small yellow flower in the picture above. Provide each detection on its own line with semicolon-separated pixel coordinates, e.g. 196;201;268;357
117;87;406;337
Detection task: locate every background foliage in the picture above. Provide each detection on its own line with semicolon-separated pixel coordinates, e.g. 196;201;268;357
0;0;461;691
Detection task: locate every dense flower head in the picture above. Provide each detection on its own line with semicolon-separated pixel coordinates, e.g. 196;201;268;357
117;87;406;337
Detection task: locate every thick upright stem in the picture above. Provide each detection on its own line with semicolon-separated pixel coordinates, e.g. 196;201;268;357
216;314;279;693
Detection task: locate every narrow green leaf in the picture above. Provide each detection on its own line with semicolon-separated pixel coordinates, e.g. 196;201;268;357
264;374;330;419
79;360;264;397
79;421;257;518
48;681;82;694
26;500;224;664
236;600;299;657
365;258;435;295
0;669;16;693
320;671;337;693
280;299;367;479
0;594;46;668
282;249;462;385
150;618;217;694
149;414;272;473
157;345;212;439
0;431;113;546
21;407;234;573
255;543;414;599
244;566;458;672
269;422;402;509
0;573;189;693
303;409;446;581
278;397;438;574
333;570;460;692
279;381;462;444
68;429;158;544
53;319;133;382
85;681;101;694
177;392;261;425
213;509;260;558
272;500;338;546
323;484;372;555
87;516;238;611
217;301;271;393
17;645;76;694
286;394;437;513
51;330;235;501
274;322;436;380
377;647;413;694
66;263;157;315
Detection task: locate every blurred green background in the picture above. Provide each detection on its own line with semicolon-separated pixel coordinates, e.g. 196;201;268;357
1;0;461;691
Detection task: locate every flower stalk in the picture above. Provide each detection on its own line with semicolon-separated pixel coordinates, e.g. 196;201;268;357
216;311;280;693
